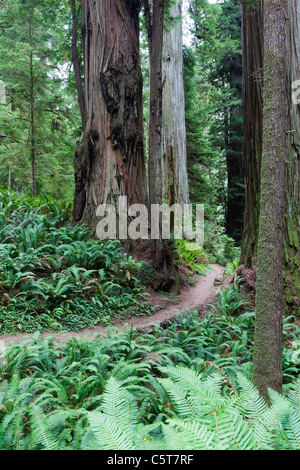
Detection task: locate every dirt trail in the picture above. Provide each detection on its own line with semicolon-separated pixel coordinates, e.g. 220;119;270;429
0;264;224;346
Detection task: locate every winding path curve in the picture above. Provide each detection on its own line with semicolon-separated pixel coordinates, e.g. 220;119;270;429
0;264;224;346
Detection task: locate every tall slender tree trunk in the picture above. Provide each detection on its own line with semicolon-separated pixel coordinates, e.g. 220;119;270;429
142;0;179;291
147;0;164;212
240;2;263;267
29;19;36;197
70;0;86;129
73;0;146;228
143;0;164;268
225;47;244;243
8;167;13;191
161;0;189;207
252;0;287;399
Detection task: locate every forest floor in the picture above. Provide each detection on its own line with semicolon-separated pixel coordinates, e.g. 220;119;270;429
0;264;224;346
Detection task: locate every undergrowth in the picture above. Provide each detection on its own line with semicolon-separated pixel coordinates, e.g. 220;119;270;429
1;190;300;450
0;285;300;450
0;190;154;334
175;239;209;276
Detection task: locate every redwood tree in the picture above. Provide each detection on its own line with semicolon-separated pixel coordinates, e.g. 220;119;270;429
142;0;164;268
223;1;244;243
72;0;146;228
161;0;189;207
241;0;300;318
240;1;263;267
142;0;180;291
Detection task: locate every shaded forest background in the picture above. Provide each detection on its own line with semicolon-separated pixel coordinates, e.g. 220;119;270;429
0;0;243;260
2;0;300;449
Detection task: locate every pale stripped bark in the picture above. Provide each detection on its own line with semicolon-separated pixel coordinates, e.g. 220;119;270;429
161;0;189;207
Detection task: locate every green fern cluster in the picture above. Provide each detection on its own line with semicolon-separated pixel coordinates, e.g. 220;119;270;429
1;335;300;450
152;367;300;450
1;213;300;452
0;300;300;450
0;190;153;333
210;277;253;316
175;239;209;276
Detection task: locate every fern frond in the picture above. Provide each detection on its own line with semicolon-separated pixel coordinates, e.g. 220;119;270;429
0;406;27;450
26;405;60;450
99;377;138;430
283;409;300;450
86;412;136;450
157;378;195;418
210;410;262;450
236;373;268;419
159;366;225;417
166;418;215;450
159;423;187;450
265;389;300;450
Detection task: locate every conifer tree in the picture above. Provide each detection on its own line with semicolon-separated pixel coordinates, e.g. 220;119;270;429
252;0;287;399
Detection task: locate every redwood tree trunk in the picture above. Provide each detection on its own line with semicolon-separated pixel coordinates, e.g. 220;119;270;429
283;0;300;314
225;48;244;243
161;0;189;207
240;2;263;267
142;0;179;292
147;0;164;212
252;0;287;398
73;0;146;228
241;0;300;318
143;0;164;269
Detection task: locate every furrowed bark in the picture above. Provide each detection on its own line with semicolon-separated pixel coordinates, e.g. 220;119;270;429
73;0;146;229
241;0;300;318
143;0;165;269
252;0;287;399
141;0;179;292
240;1;263;267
